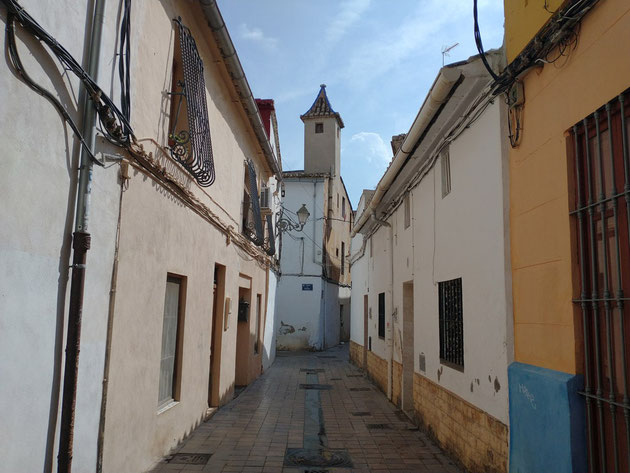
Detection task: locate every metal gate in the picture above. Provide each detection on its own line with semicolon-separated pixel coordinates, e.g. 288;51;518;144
570;87;630;473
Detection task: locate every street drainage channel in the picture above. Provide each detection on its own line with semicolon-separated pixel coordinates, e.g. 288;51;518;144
284;371;353;469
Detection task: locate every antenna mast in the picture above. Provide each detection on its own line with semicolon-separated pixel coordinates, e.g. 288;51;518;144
441;42;459;66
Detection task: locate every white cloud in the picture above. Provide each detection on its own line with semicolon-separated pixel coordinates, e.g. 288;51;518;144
239;23;278;51
339;0;503;88
341;132;391;203
346;132;390;165
326;0;372;43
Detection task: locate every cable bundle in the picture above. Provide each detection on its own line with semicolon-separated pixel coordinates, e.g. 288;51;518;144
473;0;499;82
2;0;134;155
118;0;131;123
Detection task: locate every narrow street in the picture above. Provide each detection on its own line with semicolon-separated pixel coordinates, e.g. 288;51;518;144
150;345;461;473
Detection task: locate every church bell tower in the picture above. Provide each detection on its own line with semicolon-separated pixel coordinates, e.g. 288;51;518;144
300;84;344;176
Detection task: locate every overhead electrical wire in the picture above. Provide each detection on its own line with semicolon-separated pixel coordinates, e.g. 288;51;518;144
4;14;103;166
491;0;598;93
1;0;134;149
118;0;132;123
473;0;499;82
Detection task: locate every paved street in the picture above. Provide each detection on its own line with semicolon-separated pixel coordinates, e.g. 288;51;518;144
150;345;461;473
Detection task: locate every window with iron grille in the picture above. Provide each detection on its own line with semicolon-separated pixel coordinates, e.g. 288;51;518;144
378;292;385;339
168;18;215;187
569;88;630;473
438;278;463;368
242;159;264;246
265;214;276;257
254;294;262;354
341;242;345;275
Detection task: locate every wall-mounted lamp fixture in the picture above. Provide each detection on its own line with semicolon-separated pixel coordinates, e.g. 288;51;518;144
276;204;310;234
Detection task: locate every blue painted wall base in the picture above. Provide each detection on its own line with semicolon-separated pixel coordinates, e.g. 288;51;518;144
508;362;586;473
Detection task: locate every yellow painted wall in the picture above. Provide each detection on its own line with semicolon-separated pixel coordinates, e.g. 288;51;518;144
504;0;565;62
509;0;630;374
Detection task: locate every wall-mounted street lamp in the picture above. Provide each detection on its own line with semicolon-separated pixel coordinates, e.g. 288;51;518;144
276;204;310;234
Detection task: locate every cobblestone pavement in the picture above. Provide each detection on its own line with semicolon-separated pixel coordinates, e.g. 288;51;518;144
150;344;461;473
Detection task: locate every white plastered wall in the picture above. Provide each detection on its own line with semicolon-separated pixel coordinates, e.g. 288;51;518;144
275;179;326;350
262;269;279;370
100;1;282;471
352;101;511;424
350;194;369;346
0;1;124;471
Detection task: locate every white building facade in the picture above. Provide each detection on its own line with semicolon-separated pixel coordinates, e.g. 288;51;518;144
349;53;514;473
0;1;282;472
276;86;352;351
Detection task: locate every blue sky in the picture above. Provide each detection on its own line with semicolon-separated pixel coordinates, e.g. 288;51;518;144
218;0;505;207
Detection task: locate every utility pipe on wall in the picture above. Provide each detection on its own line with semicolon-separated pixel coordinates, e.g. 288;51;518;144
96;175;125;473
313;181;318;266
351;67;461;237
58;1;106;471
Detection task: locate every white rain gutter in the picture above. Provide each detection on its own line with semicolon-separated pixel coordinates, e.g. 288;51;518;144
351;67;462;237
199;0;281;177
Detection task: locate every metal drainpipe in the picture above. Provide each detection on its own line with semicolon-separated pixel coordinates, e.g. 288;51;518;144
58;1;106;471
312;181;317;265
96;175;124;473
320;180;326;350
388;219;394;400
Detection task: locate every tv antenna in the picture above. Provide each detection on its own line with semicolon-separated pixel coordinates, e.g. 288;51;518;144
441;42;459;66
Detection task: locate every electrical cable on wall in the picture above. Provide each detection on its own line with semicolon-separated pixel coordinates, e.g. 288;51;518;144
4;14;103;166
118;0;132;122
1;0;134;148
473;0;499;82
490;0;597;94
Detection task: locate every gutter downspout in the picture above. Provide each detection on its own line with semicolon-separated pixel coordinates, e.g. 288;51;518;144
263;262;270;372
96;173;125;473
321;179;328;350
388;221;394;400
351;67;461;237
199;0;280;177
313;181;318;266
58;1;105;471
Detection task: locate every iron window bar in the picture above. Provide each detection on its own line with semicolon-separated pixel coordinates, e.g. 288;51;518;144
378;292;385;339
244;159;264;247
265;214;276;256
168;17;215;187
570;88;630;473
438;278;463;368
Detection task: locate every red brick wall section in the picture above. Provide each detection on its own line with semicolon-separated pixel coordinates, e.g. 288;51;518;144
413;373;508;473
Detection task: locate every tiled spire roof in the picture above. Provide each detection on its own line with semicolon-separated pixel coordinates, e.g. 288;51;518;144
300;84;344;128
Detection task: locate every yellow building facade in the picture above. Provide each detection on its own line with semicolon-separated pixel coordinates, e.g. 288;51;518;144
505;0;630;471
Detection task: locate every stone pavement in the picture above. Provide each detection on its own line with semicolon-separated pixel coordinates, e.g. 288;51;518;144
150;344;461;473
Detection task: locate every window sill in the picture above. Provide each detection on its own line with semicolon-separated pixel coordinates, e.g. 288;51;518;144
439;359;464;373
157;400;179;415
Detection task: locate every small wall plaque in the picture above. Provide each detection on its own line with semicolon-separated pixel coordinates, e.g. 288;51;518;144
302;284;313;291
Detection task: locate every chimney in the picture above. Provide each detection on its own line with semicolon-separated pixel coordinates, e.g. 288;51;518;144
255;99;275;138
391;133;407;155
